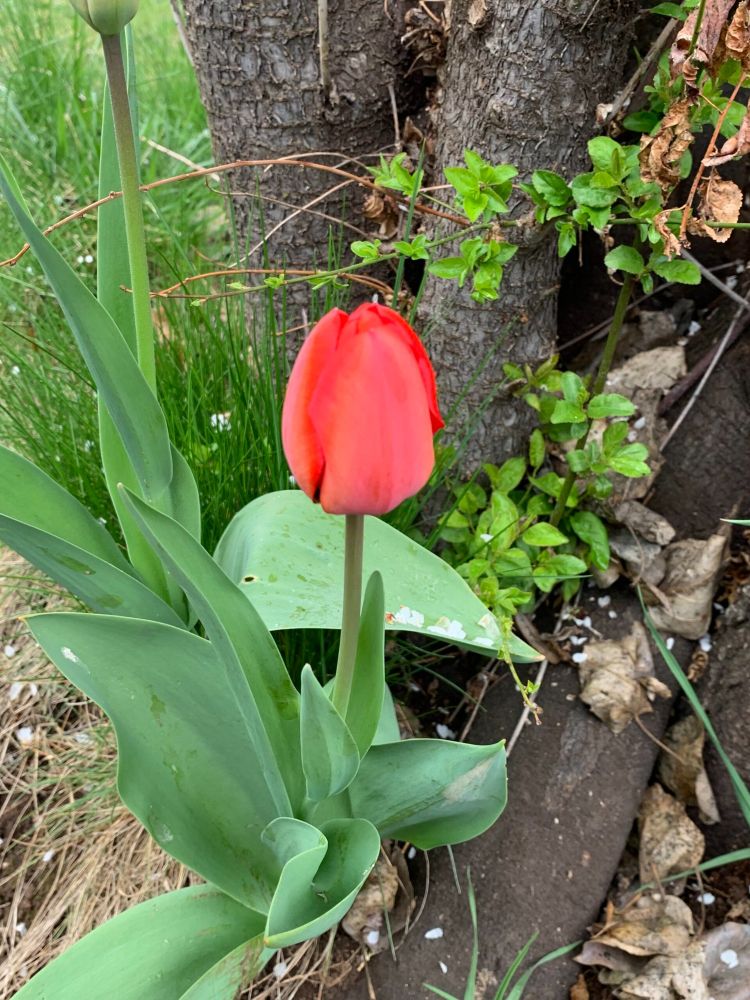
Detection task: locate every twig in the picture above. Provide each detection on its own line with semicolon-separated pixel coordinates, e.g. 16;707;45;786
317;0;331;99
506;659;548;756
680;249;750;314
601;18;679;126
661;292;750;448
387;83;400;147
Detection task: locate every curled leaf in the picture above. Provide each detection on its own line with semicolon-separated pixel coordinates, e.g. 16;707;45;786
670;0;735;88
688;172;743;243
726;0;750;70
639;100;694;194
704;110;750;166
638;784;705;885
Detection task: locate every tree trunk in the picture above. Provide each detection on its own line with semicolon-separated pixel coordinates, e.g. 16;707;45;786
178;0;412;306
421;0;639;467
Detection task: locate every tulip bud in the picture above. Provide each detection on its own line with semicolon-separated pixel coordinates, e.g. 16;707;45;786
68;0;139;35
282;303;444;516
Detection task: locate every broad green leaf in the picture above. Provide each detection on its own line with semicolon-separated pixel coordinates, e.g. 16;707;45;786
300;666;360;801
1;517;183;624
587;393;636;419
569;510;610;570
609;443;651;477
587;135;623;174
28;613;280;910
0;154;172;500
652;258;701;285
349;738;507;848
531;169;571;205
485;456;526;493
0;444;130;571
373;685;401;745
179;936;273;999
521;522;569;547
571;173;618;209
13;885;266;1000
550;399;587;424
604;245;645;275
264;818;380;948
528;429;546;468
345;571;386;755
429;256;468;280
120;490;301;811
214;491;540;662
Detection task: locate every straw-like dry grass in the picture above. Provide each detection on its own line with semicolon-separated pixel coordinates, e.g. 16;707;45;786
0;549;366;999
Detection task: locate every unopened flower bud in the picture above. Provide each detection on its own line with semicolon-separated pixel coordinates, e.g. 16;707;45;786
68;0;139;35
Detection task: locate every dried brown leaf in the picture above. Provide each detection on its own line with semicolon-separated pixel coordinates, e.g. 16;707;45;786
649;534;727;640
615;502;676;547
468;0;489;27
640;100;694;194
688;173;743;243
653;208;683;258
618;940;707;1000
658;715;721;824
577;622;669;734
703;110;750;166
341;852;401;951
638;784;705;885
569;974;590;1000
726;0;750;70
671;0;736;87
703;922;750;1000
593;894;694;958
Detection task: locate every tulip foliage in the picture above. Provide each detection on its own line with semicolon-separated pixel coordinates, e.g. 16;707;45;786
0;28;538;1000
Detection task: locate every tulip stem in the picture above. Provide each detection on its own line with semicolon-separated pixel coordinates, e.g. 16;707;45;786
101;31;157;393
332;514;365;718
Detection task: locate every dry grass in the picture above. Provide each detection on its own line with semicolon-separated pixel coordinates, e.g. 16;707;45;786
0;549;366;999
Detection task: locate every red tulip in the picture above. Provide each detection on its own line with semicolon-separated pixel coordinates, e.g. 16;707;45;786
282;303;444;516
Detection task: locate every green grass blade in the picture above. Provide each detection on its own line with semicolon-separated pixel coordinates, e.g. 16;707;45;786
494;934;538;999
505;940;581;1000
464;871;479;1000
641;594;750;828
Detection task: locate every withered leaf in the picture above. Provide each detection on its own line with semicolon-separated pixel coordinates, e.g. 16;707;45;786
342;850;404;951
658;714;721;824
591;893;694;958
653;208;683;258
638;784;705;885
688;172;743;243
704;107;750;166
726;0;750;71
639;100;694;194
703;922;750;999
618;941;707;1000
671;0;736;87
649;534;727;639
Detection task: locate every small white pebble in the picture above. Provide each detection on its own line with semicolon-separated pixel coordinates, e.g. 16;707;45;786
16;727;34;745
699;634;712;653
365;930;380;948
424;927;444;940
597;595;611;608
272;960;288;979
407;846;417;860
608;610;618;619
570;635;588;647
9;682;24;701
479;533;493;543
210;411;231;431
83;439;94;453
676;337;688;347
720;949;739;969
439;961;448;974
28;683;38;697
688;320;701;337
11;365;21;376
572;651;588;664
627;430;637;442
436;723;456;740
4;644;17;658
726;275;738;290
633;417;646;430
698;892;715;905
84;254;94;264
288;475;296;485
42;849;55;863
664;636;675;650
15;922;27;937
74;731;92;745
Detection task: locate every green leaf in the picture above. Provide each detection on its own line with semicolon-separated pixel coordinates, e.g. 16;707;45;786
604;245;645;275
349;739;507;848
556;221;576;258
214;491;540;662
345;572;386;756
521;523;569;547
504;940;582;1000
609;443;651;477
12;886;268;1000
652;258;702;285
120;489;302;811
571;173;618;209
623;110;661;133
0;154;173;501
651;2;687;18
569;511;610;570
300;666;359;801
485;456;526;493
529;429;546;468
27;614;282;910
393;234;430;260
531;169;571;205
464;191;489;221
566;449;590;474
561;371;585;404
429;256;469;280
445;166;479;198
550;399;587;424
180;936;272;999
587;136;623;174
264;818;380;948
587;393;636;419
602;420;630;452
351;240;382;262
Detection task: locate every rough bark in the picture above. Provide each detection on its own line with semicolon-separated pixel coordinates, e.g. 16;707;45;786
178;0;412;299
421;0;639;467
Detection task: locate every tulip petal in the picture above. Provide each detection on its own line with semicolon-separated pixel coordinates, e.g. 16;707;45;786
348;303;444;434
281;309;347;501
309;321;436;515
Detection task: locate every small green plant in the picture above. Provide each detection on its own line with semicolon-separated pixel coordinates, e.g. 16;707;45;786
436;356;650;620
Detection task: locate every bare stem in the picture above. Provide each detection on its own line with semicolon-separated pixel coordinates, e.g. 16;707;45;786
331;515;365;718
